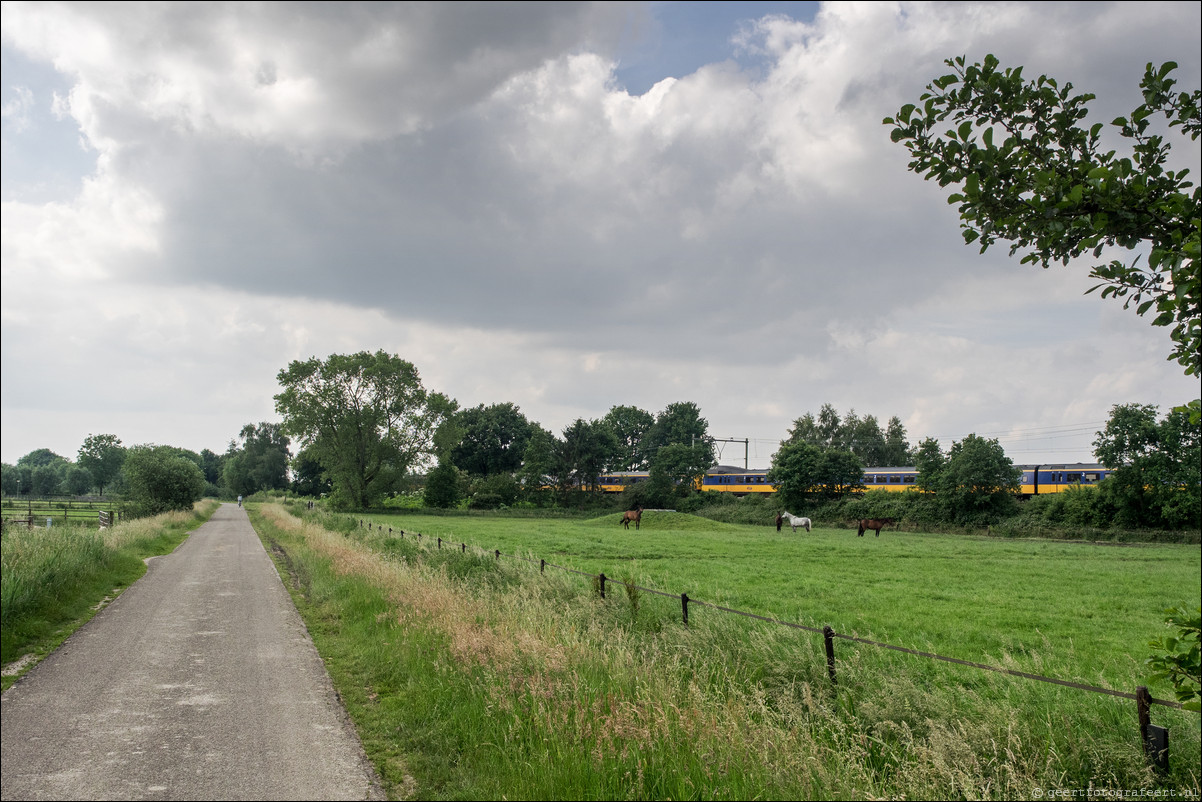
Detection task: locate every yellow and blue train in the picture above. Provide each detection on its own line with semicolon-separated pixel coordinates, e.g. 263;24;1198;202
597;463;1113;497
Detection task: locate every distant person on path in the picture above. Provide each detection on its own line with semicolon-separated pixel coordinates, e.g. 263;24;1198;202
238;495;243;507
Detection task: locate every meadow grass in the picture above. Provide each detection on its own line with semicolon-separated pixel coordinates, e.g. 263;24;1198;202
0;500;219;689
254;502;1201;800
347;509;1200;696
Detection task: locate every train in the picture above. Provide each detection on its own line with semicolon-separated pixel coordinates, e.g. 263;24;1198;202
597;463;1114;497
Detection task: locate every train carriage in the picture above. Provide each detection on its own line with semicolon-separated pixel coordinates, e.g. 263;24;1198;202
599;463;1114;497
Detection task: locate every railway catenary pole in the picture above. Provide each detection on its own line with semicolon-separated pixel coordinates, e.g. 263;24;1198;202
704;437;750;469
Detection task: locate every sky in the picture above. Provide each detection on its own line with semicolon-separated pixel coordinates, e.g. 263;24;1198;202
2;1;1199;471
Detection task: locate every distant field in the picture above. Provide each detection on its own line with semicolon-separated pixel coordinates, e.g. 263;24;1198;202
1;498;120;527
356;509;1201;699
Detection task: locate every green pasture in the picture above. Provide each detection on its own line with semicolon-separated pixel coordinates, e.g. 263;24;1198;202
264;503;1201;798
353;509;1200;701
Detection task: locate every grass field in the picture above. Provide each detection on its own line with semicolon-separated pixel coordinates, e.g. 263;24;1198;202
351;508;1199;697
257;502;1201;799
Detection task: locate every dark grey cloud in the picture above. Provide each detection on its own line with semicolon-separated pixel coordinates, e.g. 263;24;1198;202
2;1;1199;465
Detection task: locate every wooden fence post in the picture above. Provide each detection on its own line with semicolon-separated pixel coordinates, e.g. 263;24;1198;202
1137;686;1170;772
823;626;837;686
681;593;689;627
599;573;606;599
437;537;442;549
540;558;545;574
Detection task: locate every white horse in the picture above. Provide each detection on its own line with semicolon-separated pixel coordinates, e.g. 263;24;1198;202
777;511;812;533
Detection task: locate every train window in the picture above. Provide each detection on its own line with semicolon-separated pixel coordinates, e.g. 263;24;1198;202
889;476;901;483
1067;473;1081;483
904;475;916;483
1084;473;1100;482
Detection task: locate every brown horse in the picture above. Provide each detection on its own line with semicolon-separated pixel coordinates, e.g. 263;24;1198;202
857;517;896;537
622;506;643;530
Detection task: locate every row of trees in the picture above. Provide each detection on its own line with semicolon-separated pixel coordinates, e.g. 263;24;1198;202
767;402;1199;530
4;357;1194;529
1;421;295;515
270;349;721;510
426;400;716;510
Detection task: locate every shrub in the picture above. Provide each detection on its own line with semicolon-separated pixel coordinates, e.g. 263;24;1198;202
122;445;205;517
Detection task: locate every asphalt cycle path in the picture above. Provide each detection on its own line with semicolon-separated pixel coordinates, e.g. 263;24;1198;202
1;503;382;801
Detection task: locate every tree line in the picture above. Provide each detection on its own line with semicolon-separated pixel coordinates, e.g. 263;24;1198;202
2;351;1197;531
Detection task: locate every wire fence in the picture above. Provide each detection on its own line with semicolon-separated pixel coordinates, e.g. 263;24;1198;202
354;517;1190;772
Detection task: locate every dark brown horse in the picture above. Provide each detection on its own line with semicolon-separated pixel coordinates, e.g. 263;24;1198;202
857;517;896;537
622;506;643;530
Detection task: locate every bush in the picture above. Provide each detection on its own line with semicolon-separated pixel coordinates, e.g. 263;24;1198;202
424;463;463;509
122;445;205;517
468;474;520;509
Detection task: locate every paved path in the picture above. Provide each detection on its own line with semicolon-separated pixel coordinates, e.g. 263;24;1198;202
1;503;382;801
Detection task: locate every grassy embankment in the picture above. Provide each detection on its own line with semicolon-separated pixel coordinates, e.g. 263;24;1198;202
0;500;219;690
251;501;1201;800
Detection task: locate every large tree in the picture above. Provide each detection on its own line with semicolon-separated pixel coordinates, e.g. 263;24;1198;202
16;450;69;496
650;442;712;497
767;440;865;509
644;402;715;468
449;402;533;477
77;434;126;496
602;405;655;471
1093;403;1201;529
518;425;559;503
786;405;912;466
290;447;332;498
274;351;456;510
886;56;1201;377
916;434;1021;524
223;422;291;497
556;418;618;495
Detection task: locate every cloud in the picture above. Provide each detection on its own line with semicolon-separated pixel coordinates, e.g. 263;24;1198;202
2;1;1199;466
1;84;34;132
